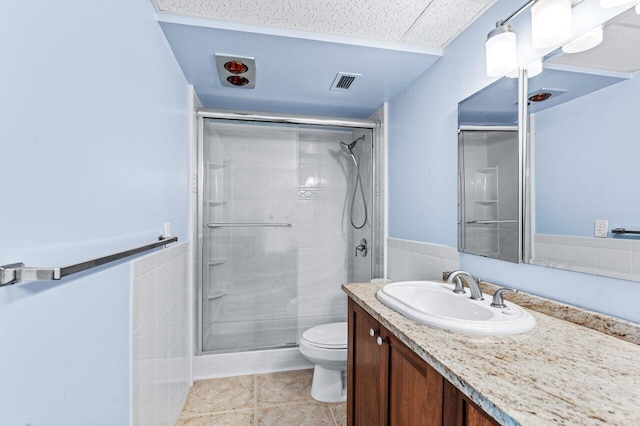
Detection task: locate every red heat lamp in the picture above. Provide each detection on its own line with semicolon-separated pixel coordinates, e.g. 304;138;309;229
224;61;249;74
227;76;250;86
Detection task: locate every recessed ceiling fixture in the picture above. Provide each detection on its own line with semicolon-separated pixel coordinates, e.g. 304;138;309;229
215;54;256;89
562;25;603;53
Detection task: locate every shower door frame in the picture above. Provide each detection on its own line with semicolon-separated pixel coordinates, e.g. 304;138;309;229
195;109;380;356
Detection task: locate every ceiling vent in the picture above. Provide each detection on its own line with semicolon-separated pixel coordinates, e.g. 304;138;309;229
330;72;361;91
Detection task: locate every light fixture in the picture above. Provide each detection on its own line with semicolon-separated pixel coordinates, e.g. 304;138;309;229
215;54;256;89
562;25;603;53
600;0;634;8
224;61;249;74
529;92;553;102
486;25;518;77
636;3;640;13
226;76;250;86
531;0;573;49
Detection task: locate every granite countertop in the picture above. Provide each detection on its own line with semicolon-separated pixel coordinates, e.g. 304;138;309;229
343;282;640;426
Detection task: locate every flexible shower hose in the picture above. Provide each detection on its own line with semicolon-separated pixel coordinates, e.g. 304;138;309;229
350;157;368;229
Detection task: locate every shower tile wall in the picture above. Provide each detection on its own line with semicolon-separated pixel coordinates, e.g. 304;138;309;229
202;121;370;353
297;128;353;334
347;129;374;285
204;123;299;353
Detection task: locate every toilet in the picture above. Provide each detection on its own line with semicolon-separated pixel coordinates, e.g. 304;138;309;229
298;322;348;403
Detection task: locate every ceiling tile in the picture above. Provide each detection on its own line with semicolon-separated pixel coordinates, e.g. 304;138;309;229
154;0;433;43
402;0;496;48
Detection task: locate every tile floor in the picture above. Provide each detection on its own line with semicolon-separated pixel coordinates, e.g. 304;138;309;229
177;369;346;425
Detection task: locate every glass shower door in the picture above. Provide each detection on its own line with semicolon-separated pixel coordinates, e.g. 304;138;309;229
201;120;298;353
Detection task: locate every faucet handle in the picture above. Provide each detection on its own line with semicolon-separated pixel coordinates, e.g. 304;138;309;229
490;287;518;308
452;277;466;294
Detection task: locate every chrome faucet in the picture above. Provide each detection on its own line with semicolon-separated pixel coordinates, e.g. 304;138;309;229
446;270;484;301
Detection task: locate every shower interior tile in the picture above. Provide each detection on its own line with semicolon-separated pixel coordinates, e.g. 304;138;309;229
320;163;347;188
299;139;321;164
298;164;321;187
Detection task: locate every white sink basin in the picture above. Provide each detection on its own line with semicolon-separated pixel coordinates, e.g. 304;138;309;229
376;281;536;336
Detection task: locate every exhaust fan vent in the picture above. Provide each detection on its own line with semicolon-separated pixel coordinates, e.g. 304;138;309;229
330;72;361;91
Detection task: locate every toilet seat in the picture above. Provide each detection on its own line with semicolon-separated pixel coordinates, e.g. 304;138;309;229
300;322;347;349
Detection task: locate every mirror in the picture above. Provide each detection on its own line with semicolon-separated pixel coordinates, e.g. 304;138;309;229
525;6;640;281
457;77;521;263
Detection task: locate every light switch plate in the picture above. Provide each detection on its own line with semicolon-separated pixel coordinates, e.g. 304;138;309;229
594;219;608;238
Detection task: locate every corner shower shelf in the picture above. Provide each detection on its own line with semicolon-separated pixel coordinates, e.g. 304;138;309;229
207;162;228;170
208;291;228;300
475;167;497;173
475;200;497;205
208;201;227;207
208;260;227;266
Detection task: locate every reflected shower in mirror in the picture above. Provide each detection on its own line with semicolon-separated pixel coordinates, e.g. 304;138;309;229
457;77;521;263
525;6;640;281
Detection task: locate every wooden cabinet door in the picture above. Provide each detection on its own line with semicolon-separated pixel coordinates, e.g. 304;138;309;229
348;300;388;425
386;332;443;426
443;380;499;426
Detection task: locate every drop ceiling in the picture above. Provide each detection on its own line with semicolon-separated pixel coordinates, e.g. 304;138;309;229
152;0;497;48
151;0;498;117
548;7;640;73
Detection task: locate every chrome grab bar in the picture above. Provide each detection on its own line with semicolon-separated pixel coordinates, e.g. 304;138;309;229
0;236;178;287
207;223;291;228
466;220;518;224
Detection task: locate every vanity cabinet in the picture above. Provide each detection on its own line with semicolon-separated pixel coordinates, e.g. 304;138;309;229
347;299;498;426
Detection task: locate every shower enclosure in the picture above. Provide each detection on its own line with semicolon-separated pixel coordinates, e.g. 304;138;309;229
196;111;382;355
458;127;519;263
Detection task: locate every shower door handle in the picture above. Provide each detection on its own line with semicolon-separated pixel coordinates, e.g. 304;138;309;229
355;239;368;257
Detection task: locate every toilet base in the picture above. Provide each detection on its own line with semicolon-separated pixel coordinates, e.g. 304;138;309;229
310;365;347;403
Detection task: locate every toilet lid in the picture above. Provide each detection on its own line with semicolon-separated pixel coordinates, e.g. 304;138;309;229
301;322;348;349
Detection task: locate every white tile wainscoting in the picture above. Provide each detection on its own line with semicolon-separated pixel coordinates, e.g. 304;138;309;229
131;241;190;425
387;238;459;282
533;234;640;282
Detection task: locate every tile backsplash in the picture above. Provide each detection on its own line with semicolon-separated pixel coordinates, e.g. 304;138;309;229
532;234;640;282
131;241;190;425
387;238;459;281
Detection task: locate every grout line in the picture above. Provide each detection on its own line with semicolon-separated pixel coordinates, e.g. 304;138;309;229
254;374;258;426
329;404;338;426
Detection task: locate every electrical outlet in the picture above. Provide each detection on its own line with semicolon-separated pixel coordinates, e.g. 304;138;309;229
164;222;171;237
594;219;608;238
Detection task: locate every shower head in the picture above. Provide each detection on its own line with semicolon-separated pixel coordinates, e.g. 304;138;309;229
340;135;365;154
340;135;365;167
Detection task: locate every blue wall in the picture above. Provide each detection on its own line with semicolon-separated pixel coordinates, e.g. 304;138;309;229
0;1;189;424
535;73;640;236
387;0;640;323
